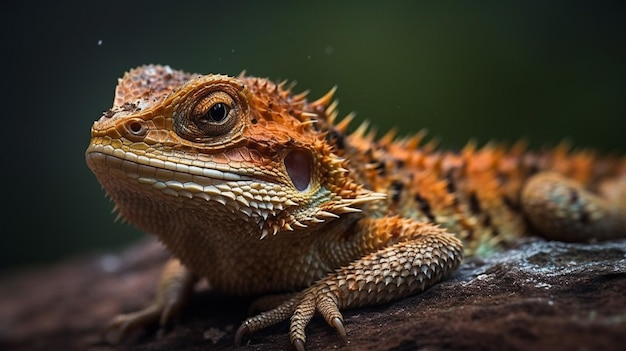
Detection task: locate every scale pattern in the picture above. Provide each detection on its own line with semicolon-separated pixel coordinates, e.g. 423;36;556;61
86;65;626;350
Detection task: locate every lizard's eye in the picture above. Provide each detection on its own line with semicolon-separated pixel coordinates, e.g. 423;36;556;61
173;83;247;143
189;91;237;136
205;103;229;122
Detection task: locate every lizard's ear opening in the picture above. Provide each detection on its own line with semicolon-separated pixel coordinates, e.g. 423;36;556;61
284;149;312;192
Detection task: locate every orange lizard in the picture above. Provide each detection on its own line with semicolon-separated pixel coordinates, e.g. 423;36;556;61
85;65;626;350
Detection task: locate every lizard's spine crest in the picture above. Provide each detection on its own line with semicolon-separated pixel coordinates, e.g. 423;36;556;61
311;86;338;109
334;112;355;133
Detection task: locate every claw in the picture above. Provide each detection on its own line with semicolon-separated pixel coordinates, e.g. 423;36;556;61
234;323;250;346
331;317;346;339
102;304;161;344
160;303;174;326
293;338;306;351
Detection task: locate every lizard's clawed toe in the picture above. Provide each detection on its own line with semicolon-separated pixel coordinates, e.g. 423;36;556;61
293;338;306;351
331;317;346;339
102;305;161;343
234;323;250;346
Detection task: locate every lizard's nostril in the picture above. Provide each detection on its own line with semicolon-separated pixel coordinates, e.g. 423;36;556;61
121;118;148;141
284;149;312;192
128;121;143;134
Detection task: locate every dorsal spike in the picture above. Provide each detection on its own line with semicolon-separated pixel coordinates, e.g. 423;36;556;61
277;79;289;90
311;86;338;108
481;140;498;151
292;90;310;101
511;138;529;155
463;139;478;154
326;100;339;116
237;70;247;79
288;81;298;91
422;135;439;152
335;113;355;132
379;128;398;145
351;121;370;139
365;127;378;142
405;129;428;149
257;78;269;90
555;140;572;154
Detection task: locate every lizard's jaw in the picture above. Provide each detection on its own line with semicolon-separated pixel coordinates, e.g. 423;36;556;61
86;142;301;239
86;140;384;242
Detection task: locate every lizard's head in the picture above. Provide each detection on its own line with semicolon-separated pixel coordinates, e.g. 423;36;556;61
86;65;384;238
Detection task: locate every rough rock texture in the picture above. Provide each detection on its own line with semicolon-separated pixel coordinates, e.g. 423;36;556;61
1;238;625;351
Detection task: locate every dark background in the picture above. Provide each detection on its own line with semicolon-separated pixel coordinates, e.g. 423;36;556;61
2;1;625;273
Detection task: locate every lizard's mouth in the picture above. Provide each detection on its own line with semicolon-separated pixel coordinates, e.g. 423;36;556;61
85;141;331;239
85;142;295;217
86;142;250;187
86;143;251;184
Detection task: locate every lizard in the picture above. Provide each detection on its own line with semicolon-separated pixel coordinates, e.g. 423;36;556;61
85;64;626;350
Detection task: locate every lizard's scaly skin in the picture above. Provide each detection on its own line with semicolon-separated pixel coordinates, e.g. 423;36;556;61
86;65;626;349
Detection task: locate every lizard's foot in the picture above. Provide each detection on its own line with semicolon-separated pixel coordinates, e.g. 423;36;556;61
104;302;169;342
236;219;463;349
235;290;345;351
521;172;626;242
104;258;196;343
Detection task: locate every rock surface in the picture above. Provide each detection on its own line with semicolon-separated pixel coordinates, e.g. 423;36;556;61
1;238;625;351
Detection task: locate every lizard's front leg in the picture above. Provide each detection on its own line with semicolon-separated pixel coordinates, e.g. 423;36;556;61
105;258;197;342
236;217;463;350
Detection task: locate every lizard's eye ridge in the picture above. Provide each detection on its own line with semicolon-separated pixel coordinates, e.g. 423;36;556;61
188;91;238;137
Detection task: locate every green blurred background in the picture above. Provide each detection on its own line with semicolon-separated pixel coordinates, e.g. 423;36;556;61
2;1;625;273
